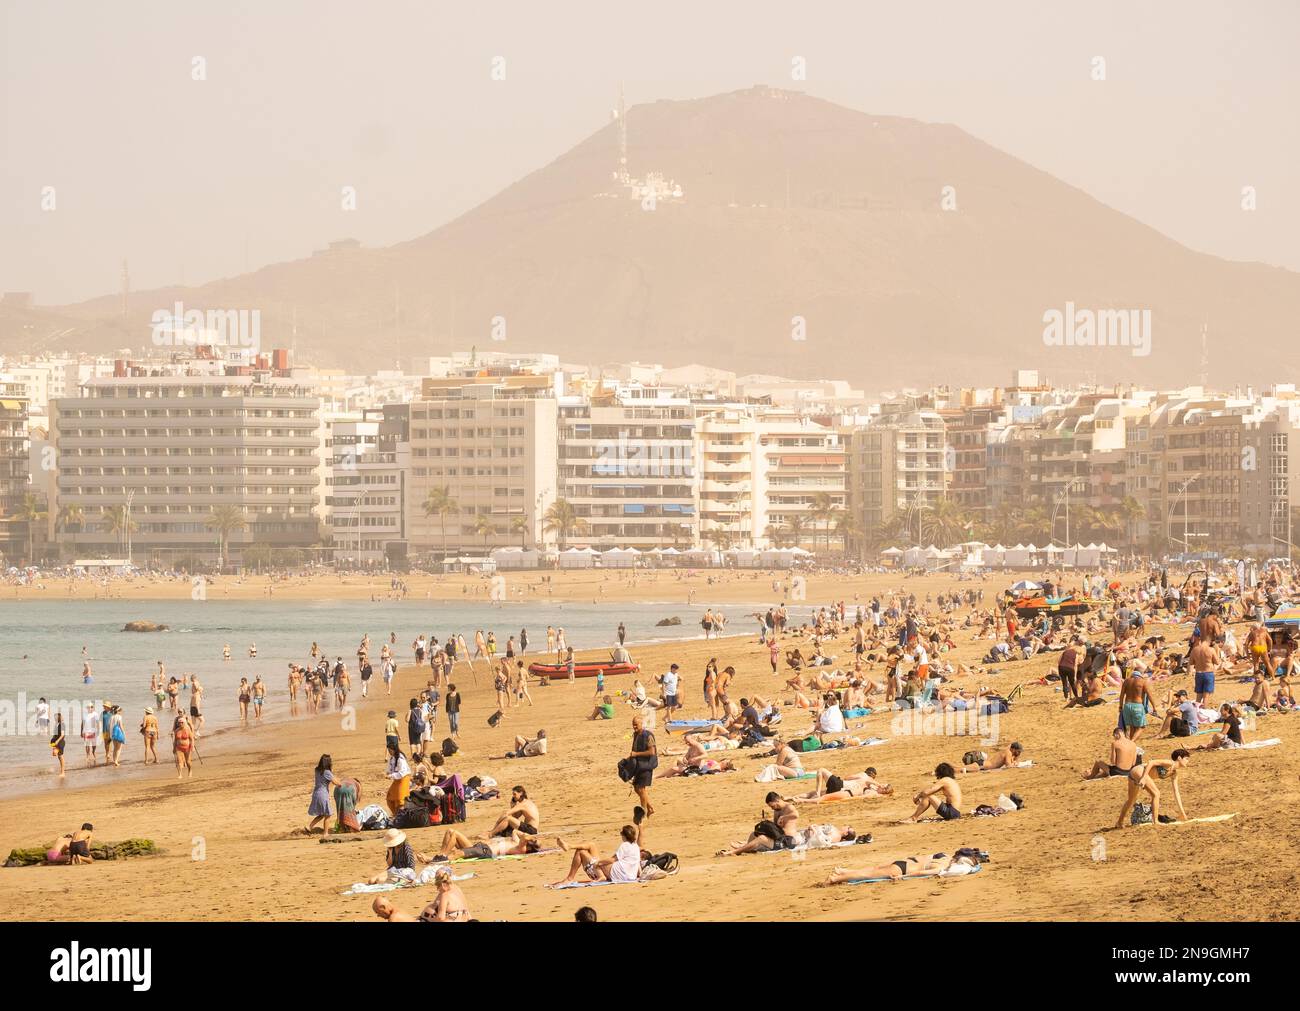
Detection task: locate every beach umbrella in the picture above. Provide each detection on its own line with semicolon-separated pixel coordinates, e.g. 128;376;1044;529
1009;580;1042;592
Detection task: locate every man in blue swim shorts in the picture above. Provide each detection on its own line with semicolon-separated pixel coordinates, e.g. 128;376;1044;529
1118;668;1158;742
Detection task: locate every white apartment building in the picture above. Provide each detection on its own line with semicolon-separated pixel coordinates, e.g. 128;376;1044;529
694;403;761;548
559;385;696;549
52;374;324;567
755;411;847;547
325;407;410;567
406;373;558;558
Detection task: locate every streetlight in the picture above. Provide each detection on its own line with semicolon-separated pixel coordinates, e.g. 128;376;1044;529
125;488;135;566
1168;473;1200;553
902;492;924;547
1050;477;1085;547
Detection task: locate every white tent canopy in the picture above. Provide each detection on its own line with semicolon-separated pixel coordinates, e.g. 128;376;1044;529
490;547;539;570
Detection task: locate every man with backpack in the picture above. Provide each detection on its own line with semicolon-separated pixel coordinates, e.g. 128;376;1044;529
407;698;428;759
628;714;658;817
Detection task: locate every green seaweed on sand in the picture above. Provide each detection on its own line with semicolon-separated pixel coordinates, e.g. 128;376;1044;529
4;838;160;867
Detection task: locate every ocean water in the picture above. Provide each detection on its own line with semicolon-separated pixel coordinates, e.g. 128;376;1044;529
0;598;783;772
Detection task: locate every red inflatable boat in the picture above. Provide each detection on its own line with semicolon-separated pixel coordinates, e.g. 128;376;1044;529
526;660;640;680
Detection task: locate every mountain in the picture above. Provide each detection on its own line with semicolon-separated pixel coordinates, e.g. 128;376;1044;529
10;86;1300;389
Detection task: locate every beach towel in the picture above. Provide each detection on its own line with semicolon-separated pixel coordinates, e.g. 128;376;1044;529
667;719;722;729
842;708;872;719
1138;813;1236;826
545;878;641;890
448;846;560;864
756;838;864;855
753;765;816;783
1240;738;1281;749
341;871;474;894
841;863;984;885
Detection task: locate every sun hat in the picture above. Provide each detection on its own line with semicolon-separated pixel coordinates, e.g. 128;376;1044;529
381;828;407;848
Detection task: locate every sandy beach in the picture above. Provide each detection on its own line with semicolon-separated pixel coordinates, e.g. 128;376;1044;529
2;570;1297;923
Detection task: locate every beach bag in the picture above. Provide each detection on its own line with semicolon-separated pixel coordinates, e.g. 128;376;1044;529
1130;802;1153;826
617;757;637;783
487;710;503;728
407;710;426;738
644;852;678;874
441;737;458;758
394;801;430;829
738;727;766;749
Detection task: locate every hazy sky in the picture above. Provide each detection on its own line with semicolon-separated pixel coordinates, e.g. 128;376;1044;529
3;0;1297;305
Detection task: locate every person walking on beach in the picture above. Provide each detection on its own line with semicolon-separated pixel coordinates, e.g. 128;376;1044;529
237;678;252;726
173;714;195;779
81;702;98;767
50;712;66;778
565;646;576;684
516;661;533;707
307;753;341;834
494;661;511;714
519;628;528;656
140;707;159;764
629;714;658;816
407;699;427;759
617;622;626;646
546;626;556;656
100;700;114;758
108;705;126;766
253;676;267;721
189;675;205;731
446;684;462;738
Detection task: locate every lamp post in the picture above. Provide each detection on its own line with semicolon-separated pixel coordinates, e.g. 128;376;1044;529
1050;476;1085;547
1168;473;1200;553
124;488;135;566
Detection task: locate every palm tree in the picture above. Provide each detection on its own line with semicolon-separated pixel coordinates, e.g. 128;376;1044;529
543;498;588;550
18;493;46;565
985;502;1022;546
1117;495;1145;551
206;505;248;568
707;528;734;552
923;498;969;547
422;486;459;559
472;514;499;553
834;511;862;559
509;514;530;549
1015;504;1051;544
810;492;838;554
786;514;808;550
56;503;85;534
101;504;136;555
